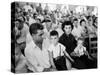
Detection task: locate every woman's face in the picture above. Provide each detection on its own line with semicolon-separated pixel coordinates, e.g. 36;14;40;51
81;21;86;27
64;25;72;35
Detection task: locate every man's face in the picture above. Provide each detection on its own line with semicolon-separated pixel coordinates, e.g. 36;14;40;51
46;22;52;30
50;35;59;45
64;25;72;35
32;30;44;44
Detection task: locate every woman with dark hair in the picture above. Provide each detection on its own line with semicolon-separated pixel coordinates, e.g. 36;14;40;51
59;21;87;69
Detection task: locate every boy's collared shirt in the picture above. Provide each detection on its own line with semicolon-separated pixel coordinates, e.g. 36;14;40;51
48;43;65;58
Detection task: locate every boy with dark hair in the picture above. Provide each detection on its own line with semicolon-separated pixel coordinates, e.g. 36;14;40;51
48;30;74;71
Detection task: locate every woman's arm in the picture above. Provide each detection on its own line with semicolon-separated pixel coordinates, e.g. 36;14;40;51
63;50;74;62
84;50;93;60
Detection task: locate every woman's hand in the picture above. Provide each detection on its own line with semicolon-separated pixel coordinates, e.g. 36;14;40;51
70;52;79;56
70;58;74;63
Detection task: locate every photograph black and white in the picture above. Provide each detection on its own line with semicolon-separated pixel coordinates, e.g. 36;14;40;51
11;1;98;73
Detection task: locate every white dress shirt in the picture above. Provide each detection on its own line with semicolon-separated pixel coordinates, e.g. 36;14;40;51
25;40;51;72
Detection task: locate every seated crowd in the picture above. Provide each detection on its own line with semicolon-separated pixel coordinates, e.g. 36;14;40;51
11;2;97;73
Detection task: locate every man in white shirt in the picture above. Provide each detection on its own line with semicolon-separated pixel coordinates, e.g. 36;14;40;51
25;23;53;72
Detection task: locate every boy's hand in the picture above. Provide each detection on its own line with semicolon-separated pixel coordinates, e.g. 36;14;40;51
51;67;57;71
43;68;51;72
50;68;57;71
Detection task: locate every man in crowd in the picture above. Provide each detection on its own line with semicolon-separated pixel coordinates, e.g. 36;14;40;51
25;23;55;72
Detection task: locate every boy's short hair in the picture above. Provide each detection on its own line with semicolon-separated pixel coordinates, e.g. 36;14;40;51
80;19;86;25
29;23;43;35
62;21;73;31
50;30;59;36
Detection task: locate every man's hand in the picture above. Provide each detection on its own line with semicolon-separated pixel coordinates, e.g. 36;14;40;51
88;56;93;60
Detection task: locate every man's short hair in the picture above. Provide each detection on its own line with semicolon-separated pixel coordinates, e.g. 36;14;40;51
29;23;43;35
62;21;73;31
50;30;59;36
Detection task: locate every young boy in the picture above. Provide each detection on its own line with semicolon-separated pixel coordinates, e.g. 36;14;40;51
71;38;95;68
71;38;92;59
48;30;74;71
